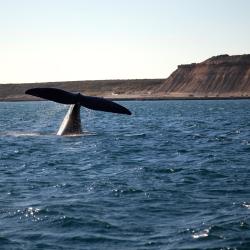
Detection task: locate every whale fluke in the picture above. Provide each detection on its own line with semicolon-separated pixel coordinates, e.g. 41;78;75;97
25;88;131;115
25;88;76;105
77;95;131;115
25;87;131;135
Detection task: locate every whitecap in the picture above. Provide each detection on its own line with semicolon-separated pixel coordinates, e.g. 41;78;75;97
192;228;210;239
242;202;250;209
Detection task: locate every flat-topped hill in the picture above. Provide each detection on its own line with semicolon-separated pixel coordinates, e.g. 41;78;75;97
155;54;250;98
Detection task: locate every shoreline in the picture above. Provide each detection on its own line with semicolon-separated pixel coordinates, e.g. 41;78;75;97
1;76;250;102
1;96;250;102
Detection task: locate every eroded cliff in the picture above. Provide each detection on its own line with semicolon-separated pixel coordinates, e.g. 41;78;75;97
156;54;250;97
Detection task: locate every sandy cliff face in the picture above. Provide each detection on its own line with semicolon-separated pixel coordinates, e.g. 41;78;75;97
156;54;250;97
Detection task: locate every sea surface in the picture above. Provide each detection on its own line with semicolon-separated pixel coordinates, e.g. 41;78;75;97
0;100;250;250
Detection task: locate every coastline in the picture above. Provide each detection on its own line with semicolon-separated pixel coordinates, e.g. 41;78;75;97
1;54;250;102
1;95;250;102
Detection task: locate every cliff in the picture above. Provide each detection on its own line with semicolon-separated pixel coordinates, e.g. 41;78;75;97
155;54;250;98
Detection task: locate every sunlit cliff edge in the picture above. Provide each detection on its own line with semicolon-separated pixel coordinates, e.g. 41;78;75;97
1;54;250;101
154;54;250;98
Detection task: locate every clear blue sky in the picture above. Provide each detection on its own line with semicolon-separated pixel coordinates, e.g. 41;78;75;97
1;0;250;83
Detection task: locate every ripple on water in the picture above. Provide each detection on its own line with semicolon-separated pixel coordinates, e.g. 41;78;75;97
1;100;250;249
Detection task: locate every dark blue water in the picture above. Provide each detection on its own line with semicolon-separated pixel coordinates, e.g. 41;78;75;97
0;100;250;250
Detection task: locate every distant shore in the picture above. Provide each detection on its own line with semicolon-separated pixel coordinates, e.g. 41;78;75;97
1;67;250;102
1;54;250;101
1;95;250;102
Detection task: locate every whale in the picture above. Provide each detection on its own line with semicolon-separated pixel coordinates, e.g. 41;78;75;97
25;88;131;135
56;103;82;136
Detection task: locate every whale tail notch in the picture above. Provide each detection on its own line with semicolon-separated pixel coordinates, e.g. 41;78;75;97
25;87;131;115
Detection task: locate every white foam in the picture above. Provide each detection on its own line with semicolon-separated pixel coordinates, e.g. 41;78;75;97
192;228;210;239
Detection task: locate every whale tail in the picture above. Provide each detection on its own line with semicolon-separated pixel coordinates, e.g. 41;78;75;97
25;88;131;115
56;104;82;136
25;87;131;136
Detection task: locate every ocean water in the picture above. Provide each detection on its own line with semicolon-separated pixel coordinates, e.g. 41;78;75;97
0;100;250;250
